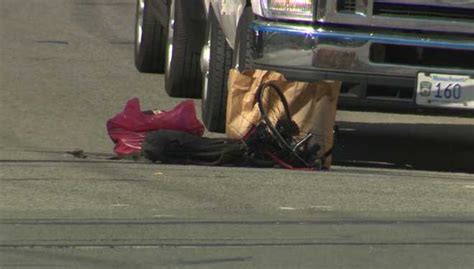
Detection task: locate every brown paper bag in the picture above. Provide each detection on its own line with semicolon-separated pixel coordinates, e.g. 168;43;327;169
226;69;341;168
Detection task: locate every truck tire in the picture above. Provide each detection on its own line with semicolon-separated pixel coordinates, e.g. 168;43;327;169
201;7;234;133
201;6;254;133
164;0;203;98
134;0;166;73
234;6;254;72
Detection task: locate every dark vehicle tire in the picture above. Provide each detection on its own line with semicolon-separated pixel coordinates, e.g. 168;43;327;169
164;0;203;98
201;6;253;133
134;0;166;73
201;7;234;133
234;6;254;72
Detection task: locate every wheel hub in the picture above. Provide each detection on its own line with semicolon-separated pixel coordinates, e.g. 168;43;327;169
200;44;210;75
201;31;211;104
165;0;175;78
135;0;145;55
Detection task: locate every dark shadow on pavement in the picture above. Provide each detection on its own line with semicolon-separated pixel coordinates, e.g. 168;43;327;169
333;121;474;173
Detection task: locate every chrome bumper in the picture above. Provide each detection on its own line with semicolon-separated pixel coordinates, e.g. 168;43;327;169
250;20;474;111
251;20;474;80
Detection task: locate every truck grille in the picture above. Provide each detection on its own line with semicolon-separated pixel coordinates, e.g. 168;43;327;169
370;43;474;70
337;0;356;13
373;3;474;22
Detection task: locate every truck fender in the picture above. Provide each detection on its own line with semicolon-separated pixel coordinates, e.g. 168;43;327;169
209;0;247;49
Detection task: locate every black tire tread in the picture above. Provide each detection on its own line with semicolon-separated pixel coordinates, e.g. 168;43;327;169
135;0;166;73
235;6;254;72
202;8;233;132
165;0;202;98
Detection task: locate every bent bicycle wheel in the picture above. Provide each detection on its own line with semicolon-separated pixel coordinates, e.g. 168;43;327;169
256;82;294;149
256;82;314;168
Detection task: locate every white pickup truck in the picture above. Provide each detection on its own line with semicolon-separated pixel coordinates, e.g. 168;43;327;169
134;0;474;132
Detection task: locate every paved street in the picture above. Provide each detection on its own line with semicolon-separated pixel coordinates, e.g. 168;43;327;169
1;0;473;268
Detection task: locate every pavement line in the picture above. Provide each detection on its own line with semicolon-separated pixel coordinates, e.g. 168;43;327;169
1;241;474;249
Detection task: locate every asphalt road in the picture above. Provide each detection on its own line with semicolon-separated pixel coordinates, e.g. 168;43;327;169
1;0;474;268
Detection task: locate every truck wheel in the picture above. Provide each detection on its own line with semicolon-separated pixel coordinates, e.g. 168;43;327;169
201;7;233;133
201;6;254;133
134;0;166;73
164;0;203;98
234;6;254;72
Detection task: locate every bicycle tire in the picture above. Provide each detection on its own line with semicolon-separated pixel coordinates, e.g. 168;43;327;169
256;82;292;150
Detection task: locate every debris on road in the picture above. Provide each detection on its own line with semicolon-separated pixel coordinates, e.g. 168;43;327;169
108;70;340;170
66;149;87;159
107;98;204;156
226;69;341;168
142;130;250;166
141;71;341;170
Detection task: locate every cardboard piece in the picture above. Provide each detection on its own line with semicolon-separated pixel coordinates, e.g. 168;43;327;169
226;69;341;168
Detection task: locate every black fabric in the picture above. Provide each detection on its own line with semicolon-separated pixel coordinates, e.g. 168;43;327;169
141;130;248;166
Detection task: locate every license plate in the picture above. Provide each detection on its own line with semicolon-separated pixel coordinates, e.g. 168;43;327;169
416;72;474;109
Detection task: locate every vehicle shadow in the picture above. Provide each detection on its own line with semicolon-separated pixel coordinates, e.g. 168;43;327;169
332;121;474;173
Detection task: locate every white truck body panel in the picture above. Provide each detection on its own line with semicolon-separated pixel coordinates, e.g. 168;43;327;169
204;0;246;49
